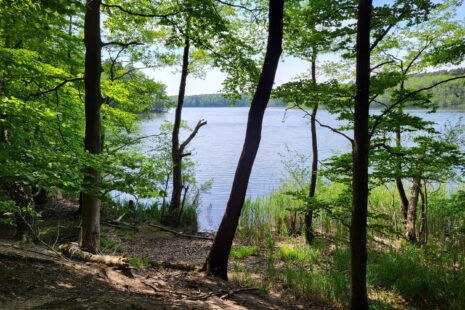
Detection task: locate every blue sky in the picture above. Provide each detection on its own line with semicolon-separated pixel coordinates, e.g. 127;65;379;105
146;0;465;96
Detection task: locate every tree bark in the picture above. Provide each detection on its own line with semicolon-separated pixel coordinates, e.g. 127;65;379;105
79;0;103;253
396;177;409;221
419;186;427;244
203;0;283;280
305;56;318;244
406;177;420;242
350;0;372;309
167;37;190;226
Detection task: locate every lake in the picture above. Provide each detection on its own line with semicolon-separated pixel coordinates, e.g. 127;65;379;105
136;107;465;231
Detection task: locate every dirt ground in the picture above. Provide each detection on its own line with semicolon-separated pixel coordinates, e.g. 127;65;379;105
0;200;331;310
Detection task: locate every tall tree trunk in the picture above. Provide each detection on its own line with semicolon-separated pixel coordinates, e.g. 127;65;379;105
79;0;103;253
350;0;372;309
203;0;284;280
406;177;420;242
168;38;190;225
305;55;318;244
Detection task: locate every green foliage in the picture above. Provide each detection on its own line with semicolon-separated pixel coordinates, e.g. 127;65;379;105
100;234;124;253
368;247;465;309
128;256;151;269
230;246;260;259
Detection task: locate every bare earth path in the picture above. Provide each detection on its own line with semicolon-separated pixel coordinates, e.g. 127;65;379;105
0;201;329;310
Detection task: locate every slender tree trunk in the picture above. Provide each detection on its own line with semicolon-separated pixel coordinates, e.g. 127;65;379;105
406;177;420;242
305;56;318;244
79;0;103;253
419;186;427;244
350;0;372;309
396;177;409;221
168;38;190;225
0;72;7;143
203;0;283;280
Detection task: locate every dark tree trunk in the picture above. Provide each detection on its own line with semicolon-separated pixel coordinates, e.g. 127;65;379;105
3;184;36;242
350;0;372;309
406;177;420;242
305;56;318;244
33;187;48;206
396;177;409;221
203;0;284;280
79;0;103;253
395;100;408;222
167;38;190;225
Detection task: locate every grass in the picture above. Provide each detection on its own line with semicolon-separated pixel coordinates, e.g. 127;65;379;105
100;234;123;253
231;181;465;309
230;246;260;259
128;257;151;269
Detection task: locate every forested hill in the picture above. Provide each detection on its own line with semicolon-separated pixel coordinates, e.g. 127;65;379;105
406;68;465;108
172;94;286;107
178;68;465;109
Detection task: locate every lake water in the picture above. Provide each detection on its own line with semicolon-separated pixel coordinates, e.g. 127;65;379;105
137;107;464;231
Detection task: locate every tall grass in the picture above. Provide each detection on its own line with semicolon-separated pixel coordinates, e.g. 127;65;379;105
233;180;465;308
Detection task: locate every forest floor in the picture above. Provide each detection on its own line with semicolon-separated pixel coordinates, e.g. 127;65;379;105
0;200;332;310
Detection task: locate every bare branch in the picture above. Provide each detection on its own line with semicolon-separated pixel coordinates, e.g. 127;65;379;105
179;119;207;152
315;118;354;145
292;104;354;144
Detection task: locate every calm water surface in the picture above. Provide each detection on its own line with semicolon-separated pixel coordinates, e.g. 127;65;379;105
137;107;464;231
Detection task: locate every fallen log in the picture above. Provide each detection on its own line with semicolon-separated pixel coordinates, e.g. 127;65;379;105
58;243;129;268
148;223;213;241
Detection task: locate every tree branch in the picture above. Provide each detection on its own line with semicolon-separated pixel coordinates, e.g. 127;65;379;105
108;134;160;154
315;118;354;145
101;3;185;18
179;119;207;152
28;77;84;99
102;41;144;47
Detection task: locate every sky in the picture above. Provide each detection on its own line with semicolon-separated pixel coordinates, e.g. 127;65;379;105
144;1;465;96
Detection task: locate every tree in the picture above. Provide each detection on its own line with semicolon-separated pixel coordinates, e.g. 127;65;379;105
276;0;354;243
350;0;372;308
80;0;103;253
204;0;284;280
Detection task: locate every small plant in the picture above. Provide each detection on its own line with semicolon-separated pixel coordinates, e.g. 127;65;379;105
129;257;151;269
230;246;260;259
100;234;123;253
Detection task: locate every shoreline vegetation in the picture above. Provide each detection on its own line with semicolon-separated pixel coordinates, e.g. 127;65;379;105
175;68;465;109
